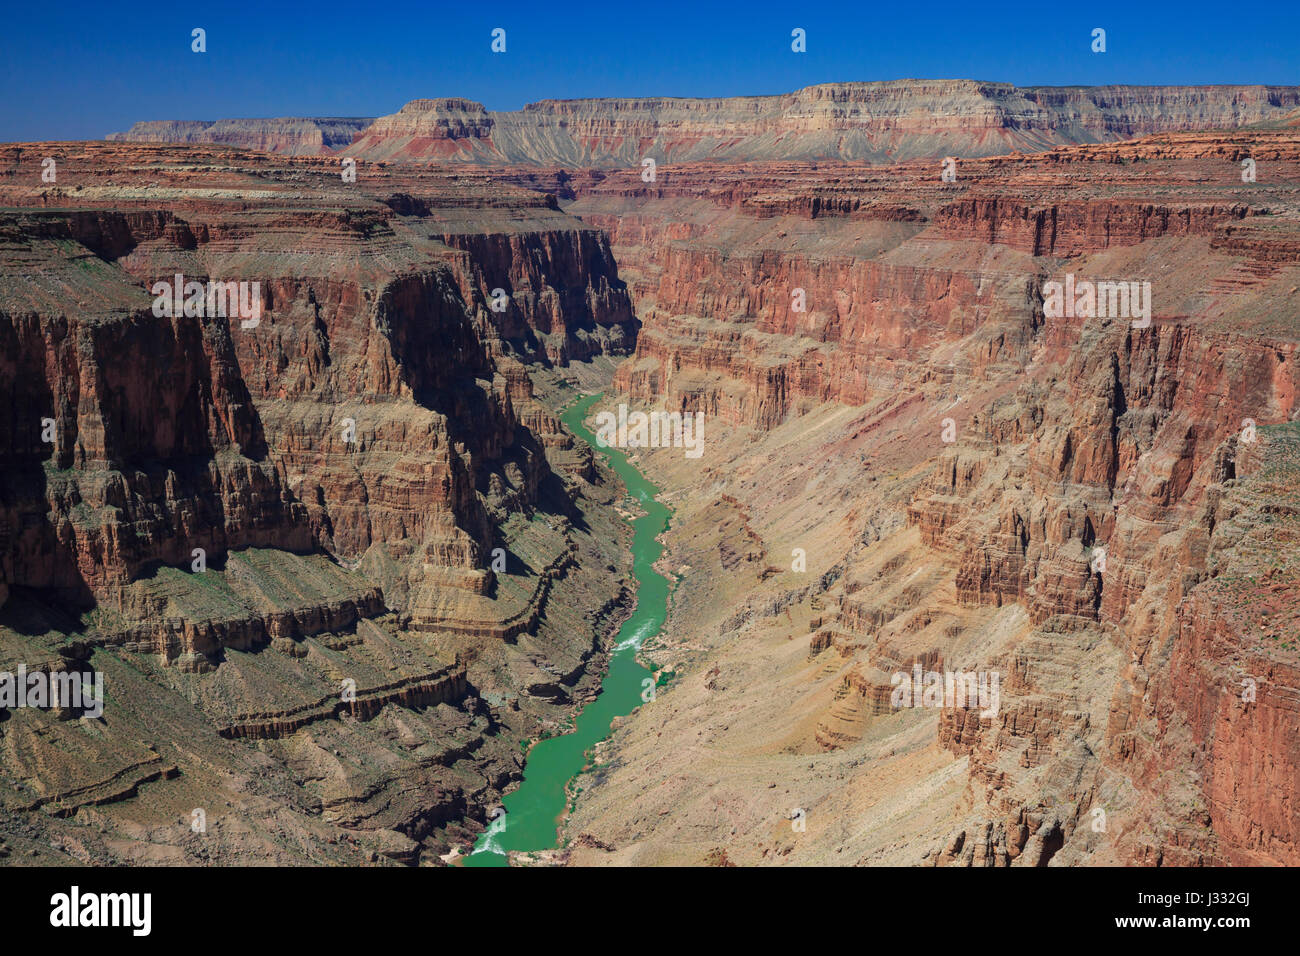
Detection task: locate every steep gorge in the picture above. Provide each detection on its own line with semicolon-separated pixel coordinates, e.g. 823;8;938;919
0;142;639;864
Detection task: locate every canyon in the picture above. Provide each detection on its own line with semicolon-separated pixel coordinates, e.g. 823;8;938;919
1;81;1297;866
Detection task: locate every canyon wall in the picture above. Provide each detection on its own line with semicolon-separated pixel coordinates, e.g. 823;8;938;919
0;142;638;864
557;128;1300;866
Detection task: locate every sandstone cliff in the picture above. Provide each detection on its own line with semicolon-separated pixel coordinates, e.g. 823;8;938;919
0;142;638;864
556;128;1300;866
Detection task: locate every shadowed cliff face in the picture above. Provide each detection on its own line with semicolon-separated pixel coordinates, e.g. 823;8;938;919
111;81;1300;166
0;143;637;606
0;142;639;864
544;130;1300;866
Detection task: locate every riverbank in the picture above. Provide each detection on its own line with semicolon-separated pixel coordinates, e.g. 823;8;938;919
465;391;672;866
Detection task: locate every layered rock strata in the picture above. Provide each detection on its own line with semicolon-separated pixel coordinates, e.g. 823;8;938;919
553;129;1300;866
108;118;374;155
110;81;1300;166
0;142;638;864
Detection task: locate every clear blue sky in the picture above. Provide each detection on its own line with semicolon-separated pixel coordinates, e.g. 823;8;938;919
2;0;1297;141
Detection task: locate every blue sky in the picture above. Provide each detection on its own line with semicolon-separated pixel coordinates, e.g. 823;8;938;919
1;0;1297;141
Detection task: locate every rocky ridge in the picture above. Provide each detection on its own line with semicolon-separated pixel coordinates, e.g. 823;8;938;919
107;118;374;155
108;81;1300;166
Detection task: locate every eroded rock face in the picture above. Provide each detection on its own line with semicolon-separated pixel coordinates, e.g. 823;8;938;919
0;142;638;864
0;143;636;607
552;129;1300;866
566;131;1300;433
111;81;1300;165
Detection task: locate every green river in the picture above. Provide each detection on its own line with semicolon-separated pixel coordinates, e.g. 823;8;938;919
465;391;670;866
